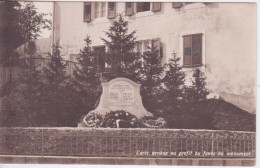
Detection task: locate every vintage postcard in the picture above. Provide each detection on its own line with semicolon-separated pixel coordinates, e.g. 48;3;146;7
0;1;257;166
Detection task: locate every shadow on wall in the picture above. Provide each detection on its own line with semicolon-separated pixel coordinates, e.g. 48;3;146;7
219;92;255;114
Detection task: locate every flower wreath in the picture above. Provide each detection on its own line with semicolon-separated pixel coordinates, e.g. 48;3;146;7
83;111;103;127
142;116;167;128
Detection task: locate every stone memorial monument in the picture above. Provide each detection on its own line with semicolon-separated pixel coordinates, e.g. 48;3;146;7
78;77;167;128
93;77;152;118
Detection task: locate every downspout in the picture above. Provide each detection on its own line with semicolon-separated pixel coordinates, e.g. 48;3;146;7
51;1;55;55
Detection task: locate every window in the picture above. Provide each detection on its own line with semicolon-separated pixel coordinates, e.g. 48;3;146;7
83;2;91;22
136;2;150;13
183;34;202;67
108;2;116;19
125;2;134;16
135;39;163;66
94;2;106;18
135;39;162;57
93;46;106;69
125;2;160;16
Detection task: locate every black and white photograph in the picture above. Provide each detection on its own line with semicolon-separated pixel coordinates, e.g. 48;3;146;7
0;0;257;166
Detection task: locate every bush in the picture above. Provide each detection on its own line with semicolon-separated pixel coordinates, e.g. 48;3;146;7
162;52;185;113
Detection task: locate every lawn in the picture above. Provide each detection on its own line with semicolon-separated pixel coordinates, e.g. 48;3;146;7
161;99;256;132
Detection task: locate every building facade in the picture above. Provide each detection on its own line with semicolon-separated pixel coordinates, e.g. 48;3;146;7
52;2;256;113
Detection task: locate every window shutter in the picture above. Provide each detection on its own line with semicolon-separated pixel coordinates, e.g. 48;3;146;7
125;2;134;16
136;2;142;13
183;35;192;66
192;34;202;65
172;2;182;8
83;2;91;22
108;2;116;19
152;2;161;12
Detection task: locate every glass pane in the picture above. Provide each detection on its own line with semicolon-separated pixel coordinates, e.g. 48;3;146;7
95;3;100;18
143;2;150;11
84;3;91;15
101;2;106;17
108;2;114;10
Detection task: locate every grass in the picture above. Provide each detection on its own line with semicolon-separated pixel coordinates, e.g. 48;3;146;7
160;99;256;131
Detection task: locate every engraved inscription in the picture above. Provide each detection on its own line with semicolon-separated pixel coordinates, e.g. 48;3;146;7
109;82;134;103
123;93;133;101
110;92;119;101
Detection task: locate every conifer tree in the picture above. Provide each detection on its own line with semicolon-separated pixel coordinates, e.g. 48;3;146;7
101;14;142;82
73;36;102;111
162;52;186;111
140;40;164;114
186;68;210;102
41;46;71;126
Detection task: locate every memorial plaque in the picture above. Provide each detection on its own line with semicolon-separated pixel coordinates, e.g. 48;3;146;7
93;78;152;118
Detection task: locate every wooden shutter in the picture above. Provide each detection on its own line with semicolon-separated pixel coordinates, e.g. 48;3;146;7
108;2;116;19
136;2;142;13
152;2;161;12
125;2;134;16
192;34;202;65
83;2;91;22
172;2;182;8
183;35;192;66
